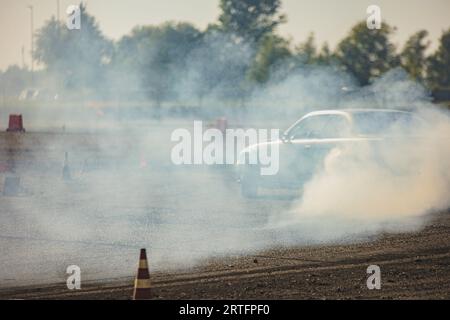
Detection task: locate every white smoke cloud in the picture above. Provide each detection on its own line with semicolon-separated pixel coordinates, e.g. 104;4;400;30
267;72;450;244
2;37;450;287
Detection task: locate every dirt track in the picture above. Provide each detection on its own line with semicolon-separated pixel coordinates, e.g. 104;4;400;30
1;130;449;300
1;210;449;300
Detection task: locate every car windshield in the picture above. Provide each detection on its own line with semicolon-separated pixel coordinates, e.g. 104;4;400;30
287;114;351;139
352;111;424;136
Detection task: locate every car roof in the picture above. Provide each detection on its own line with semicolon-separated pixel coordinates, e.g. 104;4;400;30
285;108;417;134
305;108;413;117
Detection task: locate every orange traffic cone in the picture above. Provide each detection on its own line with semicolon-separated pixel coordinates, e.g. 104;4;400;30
133;248;151;300
6;114;25;132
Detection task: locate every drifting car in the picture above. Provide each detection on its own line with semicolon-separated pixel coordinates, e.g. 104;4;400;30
237;108;427;198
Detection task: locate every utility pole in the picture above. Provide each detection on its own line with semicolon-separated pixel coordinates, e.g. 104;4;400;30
56;0;60;41
56;0;60;21
28;5;34;85
21;46;25;69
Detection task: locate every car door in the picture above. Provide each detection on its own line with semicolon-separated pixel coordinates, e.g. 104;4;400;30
281;113;352;185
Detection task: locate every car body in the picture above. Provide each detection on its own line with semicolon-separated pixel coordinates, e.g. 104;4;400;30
237;108;428;197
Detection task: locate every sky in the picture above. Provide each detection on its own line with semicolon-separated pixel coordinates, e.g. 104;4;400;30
0;0;449;71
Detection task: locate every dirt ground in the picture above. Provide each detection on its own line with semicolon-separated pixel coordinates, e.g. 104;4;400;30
1;210;449;300
0;130;449;300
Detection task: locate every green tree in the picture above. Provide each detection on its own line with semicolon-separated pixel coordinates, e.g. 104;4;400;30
316;42;333;65
427;28;450;89
295;33;318;65
34;4;112;92
113;22;202;106
335;21;399;85
218;0;286;43
184;28;254;104
0;65;30;97
400;30;430;82
247;34;291;83
33;18;65;72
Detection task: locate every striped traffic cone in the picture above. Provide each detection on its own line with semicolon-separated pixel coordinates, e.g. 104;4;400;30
133;248;151;300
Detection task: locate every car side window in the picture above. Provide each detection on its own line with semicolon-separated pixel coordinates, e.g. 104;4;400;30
289;114;351;139
289;116;325;139
321;115;352;138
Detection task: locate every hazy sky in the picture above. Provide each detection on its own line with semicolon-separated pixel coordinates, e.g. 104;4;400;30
1;0;449;71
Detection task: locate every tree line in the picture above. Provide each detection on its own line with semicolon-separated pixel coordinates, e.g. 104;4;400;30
1;0;449;104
